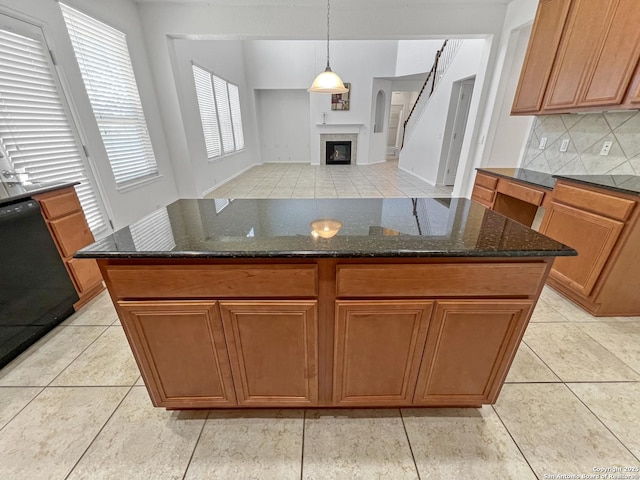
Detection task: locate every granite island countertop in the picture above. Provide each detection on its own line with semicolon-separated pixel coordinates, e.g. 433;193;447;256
76;197;576;259
0;180;79;207
476;167;640;196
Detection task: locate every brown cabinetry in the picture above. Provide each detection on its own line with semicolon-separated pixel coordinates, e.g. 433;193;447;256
414;300;533;405
219;301;318;407
33;186;104;308
102;258;550;409
512;0;640;114
118;301;237;408
333;301;432;406
539;180;640;315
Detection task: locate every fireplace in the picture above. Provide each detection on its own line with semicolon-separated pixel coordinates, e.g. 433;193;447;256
326;141;352;165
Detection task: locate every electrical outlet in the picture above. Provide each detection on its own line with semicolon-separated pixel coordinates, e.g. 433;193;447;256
538;137;547;150
559;139;570;152
600;141;613;156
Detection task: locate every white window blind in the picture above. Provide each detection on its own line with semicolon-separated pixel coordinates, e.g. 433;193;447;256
0;25;107;234
130;207;175;251
228;83;244;150
60;3;158;187
212;75;234;154
191;64;244;159
192;64;221;158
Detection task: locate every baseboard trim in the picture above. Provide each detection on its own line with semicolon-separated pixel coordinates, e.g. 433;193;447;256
397;165;437;186
201;163;257;197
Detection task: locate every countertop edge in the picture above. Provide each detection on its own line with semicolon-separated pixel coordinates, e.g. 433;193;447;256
0;182;79;207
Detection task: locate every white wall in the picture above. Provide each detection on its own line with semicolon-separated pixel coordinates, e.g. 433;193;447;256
395;40;444;77
398;40;486;185
454;0;538;198
136;1;508;176
256;89;310;163
171;39;259;195
0;0;178;231
481;25;534;168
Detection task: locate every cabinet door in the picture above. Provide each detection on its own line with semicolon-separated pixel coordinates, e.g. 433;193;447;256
511;0;572;113
333;301;433;406
118;300;237;408
48;211;95;258
543;0;618;110
579;0;640;106
219;301;318;406
414;300;533;406
540;202;624;297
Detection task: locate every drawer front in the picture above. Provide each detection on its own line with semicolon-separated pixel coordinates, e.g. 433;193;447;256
475;172;498;190
553;183;635;221
497;179;545;206
36;189;81;220
472;185;496;206
106;265;318;298
49;212;95;258
336;263;547;298
68;258;103;293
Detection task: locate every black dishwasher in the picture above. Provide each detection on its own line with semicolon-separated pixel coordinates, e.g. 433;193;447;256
0;199;78;369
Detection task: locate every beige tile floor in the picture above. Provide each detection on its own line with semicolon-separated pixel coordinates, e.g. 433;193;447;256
204;161;455;199
2;163;640;479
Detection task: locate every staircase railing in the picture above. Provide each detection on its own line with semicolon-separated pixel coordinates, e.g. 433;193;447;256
402;39;463;148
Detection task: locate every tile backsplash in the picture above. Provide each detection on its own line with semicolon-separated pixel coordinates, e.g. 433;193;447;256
521;111;640;175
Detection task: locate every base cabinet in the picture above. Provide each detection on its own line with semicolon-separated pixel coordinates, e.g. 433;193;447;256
413;300;533;405
219;301;318;407
333;301;433;406
103;259;550;409
118;300;237;408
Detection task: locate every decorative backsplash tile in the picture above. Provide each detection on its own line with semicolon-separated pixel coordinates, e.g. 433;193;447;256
521;111;640;176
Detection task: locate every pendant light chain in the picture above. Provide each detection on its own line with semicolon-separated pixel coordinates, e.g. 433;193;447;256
326;0;331;69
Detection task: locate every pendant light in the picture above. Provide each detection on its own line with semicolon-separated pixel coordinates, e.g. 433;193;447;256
308;0;348;94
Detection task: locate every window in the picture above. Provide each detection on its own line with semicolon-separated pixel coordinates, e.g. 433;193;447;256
0;16;108;234
192;64;244;159
60;3;158;188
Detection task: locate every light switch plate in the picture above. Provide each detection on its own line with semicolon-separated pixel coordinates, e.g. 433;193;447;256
560;139;570;152
538;137;548;150
600;141;613;156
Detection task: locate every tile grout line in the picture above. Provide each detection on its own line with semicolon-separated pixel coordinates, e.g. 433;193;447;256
63;384;135;480
564;383;640;464
398;409;422;480
574;325;640;377
181;409;209;480
0;386;46;434
521;339;563;383
490;404;539;479
299;410;306;480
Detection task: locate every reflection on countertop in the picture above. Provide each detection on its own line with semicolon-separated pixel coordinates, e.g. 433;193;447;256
76;197;576;259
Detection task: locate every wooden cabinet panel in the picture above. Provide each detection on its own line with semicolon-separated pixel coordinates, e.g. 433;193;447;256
553;183;635;221
414;300;533;406
580;0;640;106
475;172;499;190
67;258;102;294
333;301;433;406
540;202;624;296
37;188;80;220
512;0;572;113
106;265;317;299
497;179;545;206
336;263;547;298
220;301;318;406
543;0;617;110
49;211;94;258
118;301;237;408
471;185;495;207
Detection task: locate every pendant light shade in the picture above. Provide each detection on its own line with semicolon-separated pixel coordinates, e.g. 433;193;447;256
308;0;348;94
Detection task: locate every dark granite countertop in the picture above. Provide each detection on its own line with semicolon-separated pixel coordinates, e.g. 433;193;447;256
476;168;556;190
476;167;640;196
76;197;575;259
0;181;79;207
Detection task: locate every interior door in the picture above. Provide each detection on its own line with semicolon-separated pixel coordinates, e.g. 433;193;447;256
444;78;475;185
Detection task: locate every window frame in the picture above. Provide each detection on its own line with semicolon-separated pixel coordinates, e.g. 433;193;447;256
191;62;245;161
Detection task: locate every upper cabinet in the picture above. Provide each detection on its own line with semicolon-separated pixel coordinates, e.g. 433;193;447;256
512;0;640;115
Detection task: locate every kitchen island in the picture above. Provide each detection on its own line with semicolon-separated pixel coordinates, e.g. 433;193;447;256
77;197;574;409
